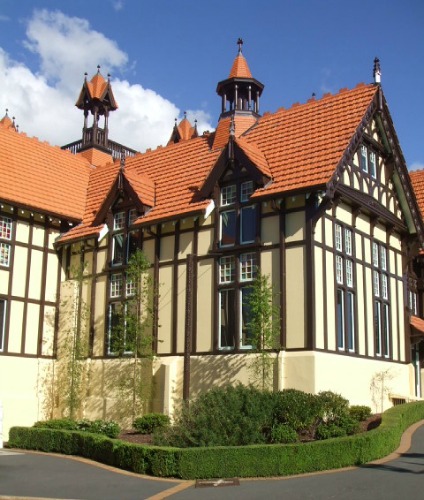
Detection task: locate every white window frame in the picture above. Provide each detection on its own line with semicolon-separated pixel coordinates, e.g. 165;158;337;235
0;216;12;240
219;256;235;283
221;185;237;206
0;242;10;267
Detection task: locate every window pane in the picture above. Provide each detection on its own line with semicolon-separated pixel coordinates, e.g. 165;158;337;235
335;224;342;252
0;216;12;240
241;205;256;244
383;304;390;357
112;234;125;265
380;247;387;271
240;253;257;281
345;229;352;256
219;289;235;348
107;303;123;354
240;181;254;202
375;301;382;356
221;185;236;206
347;292;355;352
110;274;123;298
372;242;379;267
128;209;138;225
346;260;354;288
0;243;10;267
220;210;236;246
241;288;253;347
336;255;343;284
373;270;380;297
126;276;136;297
219;256;235;283
113;212;125;230
370;152;377;177
337;289;345;349
0;299;6;352
127;230;139;262
361;145;368;172
381;274;388;300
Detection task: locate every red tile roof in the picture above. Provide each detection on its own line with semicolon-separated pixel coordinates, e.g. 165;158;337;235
0;125;92;220
229;53;252;78
247;84;378;196
212;115;257;150
410;315;424;335
58;83;380;237
410;169;424;222
58;159;156;243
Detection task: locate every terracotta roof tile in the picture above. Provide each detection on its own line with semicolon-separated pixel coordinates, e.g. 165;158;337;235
0;126;92;220
229;53;252;78
54;83;380;238
212;115;257;150
245;84;378;195
410;315;424;335
78;147;113;167
410;169;424;222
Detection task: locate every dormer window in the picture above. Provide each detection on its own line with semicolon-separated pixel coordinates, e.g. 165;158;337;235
219;180;257;247
111;209;140;266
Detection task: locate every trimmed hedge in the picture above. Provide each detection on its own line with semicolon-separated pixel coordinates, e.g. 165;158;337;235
8;401;424;479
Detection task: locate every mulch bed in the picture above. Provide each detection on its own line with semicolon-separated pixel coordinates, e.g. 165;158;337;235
118;414;382;446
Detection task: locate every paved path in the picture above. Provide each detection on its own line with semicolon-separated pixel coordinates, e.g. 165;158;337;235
1;421;423;500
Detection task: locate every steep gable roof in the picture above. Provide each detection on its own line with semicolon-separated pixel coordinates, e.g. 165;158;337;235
58;159;155;244
409;169;424;221
246;84;379;197
0;125;92;220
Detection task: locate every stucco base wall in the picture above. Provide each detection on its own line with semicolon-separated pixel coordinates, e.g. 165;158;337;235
283;350;418;412
0;357;54;442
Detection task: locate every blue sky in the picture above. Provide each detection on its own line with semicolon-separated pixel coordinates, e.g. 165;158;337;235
0;0;423;169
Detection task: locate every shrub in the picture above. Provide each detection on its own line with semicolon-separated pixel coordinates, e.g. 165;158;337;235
272;389;320;433
33;419;78;431
349;405;372;422
155;384;274;447
33;418;120;439
270;424;298;444
81;420;121;439
134;414;170;434
316;391;350;423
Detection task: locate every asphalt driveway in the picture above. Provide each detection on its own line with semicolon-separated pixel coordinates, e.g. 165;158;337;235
1;420;423;500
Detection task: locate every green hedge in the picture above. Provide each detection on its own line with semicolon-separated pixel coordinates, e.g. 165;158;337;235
8;402;424;479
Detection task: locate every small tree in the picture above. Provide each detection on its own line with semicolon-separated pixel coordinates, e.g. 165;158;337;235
246;272;280;391
56;260;90;419
109;250;155;423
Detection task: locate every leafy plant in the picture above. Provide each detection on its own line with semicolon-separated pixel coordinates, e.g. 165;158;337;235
133;413;170;434
245;272;280;390
270;424;298;444
349;405;372;422
33;418;120;438
109;250;156;424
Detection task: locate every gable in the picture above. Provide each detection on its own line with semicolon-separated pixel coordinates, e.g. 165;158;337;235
328;97;424;241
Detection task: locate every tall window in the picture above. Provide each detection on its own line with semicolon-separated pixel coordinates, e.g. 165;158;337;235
373;242;390;357
335;223;355;352
217;176;259;351
0;299;6;352
0;215;12;267
219;252;257;349
107;206;141;355
219;180;257;247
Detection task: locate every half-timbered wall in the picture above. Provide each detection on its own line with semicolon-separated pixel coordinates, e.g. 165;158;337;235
0;205;64;436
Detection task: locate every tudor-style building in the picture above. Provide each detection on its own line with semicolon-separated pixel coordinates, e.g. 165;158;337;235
1;43;424;439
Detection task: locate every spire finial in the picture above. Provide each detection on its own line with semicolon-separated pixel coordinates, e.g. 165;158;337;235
373;57;381;85
120;148;125;172
97;64;101;74
5;108;8;116
229;115;235;137
107;73;111;82
237;37;243;54
184;111;187;119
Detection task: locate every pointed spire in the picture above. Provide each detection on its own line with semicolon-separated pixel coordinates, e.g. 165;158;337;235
373;57;381;85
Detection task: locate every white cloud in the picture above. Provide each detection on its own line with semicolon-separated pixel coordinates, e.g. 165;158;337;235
112;1;124;11
0;9;213;153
